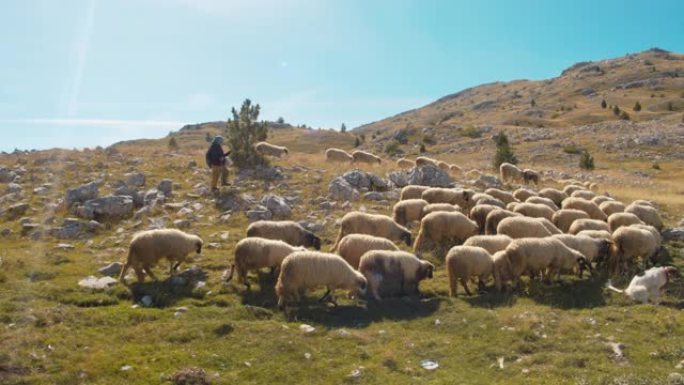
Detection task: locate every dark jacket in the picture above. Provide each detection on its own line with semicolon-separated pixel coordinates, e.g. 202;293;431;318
206;143;230;167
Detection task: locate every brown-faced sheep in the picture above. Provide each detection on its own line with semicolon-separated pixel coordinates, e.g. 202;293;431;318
552;209;590;233
608;212;645;232
119;229;203;283
470;204;501;233
561;197;607;221
335;234;399;269
400;185;430;201
484;209;522;235
422;187;476;210
496;216;555;239
358;250;434;300
513;188;538;202
422;203;463;217
276;251;367;307
485;188;518;204
499;162;523;183
538;188;568;207
225;238;304;289
352;150;382;164
445;246;493;296
522;169;540;185
568;218;610;235
463;234;513;254
247;220;321;250
332;212;412;250
325;148;353;163
397;158;415;169
254;141;288;157
526;196;559;211
599;200;626;216
393;199;429;227
414;211;478;252
624;202;663;230
513;202;555;221
415;156;438;167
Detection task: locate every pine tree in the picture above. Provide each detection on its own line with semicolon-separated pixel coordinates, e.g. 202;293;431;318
354;137;361;147
633;101;641;112
579;150;595;170
613;105;620;116
492;132;517;169
530;99;536;107
419;143;426;153
224;99;268;169
601;99;607;109
276;117;285;124
340;123;347;133
168;136;179;150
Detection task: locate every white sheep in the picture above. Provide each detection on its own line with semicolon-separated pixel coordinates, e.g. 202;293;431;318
332;212;412;250
396;158;415;169
506;201;520;212
422;203;463;217
526;196;559;211
485;188;518;204
591;195;613;206
336;233;399;269
484;209;522;235
552;209;590;233
276;251;367;307
561;197;607;221
469;204;501;233
358;250;434;300
392;199;429;227
224;237;304;289
503;237;588;286
568;218;610;235
513;202;555;221
624;202;663;230
562;184;584;196
414;211;478;252
421;187;476;210
463;234;513;254
538;188;568;207
513;188;537;202
449;164;463;176
570;189;596;200
325;148;353;163
610;225;661;274
576;229;612;240
436;160;451;172
415;156;438;167
599;200;626;217
254;141;288;157
246;220;322;250
608;212;644;232
400;185;430;201
445;246;493;296
352;150;382;164
496;216;554;239
465;169;482;179
119;229;203;283
499;162;523;183
474;195;506;208
552;234;610;276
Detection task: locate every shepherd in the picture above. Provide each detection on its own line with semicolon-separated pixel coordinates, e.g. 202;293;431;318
206;135;231;191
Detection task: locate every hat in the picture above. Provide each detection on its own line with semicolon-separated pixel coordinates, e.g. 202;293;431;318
212;135;224;144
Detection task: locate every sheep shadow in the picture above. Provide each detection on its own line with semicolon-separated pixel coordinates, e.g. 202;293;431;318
462;289;518;308
525;277;607;309
236;271;280;308
127;268;209;308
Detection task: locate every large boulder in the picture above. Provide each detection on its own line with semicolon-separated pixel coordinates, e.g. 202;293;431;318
388;165;452;188
215;188;252;212
79;195;133;221
236;166;285;182
260;194;292;219
49;218;88;239
157;179;173;196
328;177;360;201
6;183;22;194
4;202;29;220
662;227;684;242
126;172;146;187
0;167;16;183
66;181;99;207
246;206;273;222
341;170;390;191
114;186;144;207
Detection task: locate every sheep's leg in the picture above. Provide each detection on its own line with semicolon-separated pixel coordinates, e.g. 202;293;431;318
460;278;472;296
171;261;181;274
478;276;487;292
318;288;331;302
143;265;158;281
134;265;145;283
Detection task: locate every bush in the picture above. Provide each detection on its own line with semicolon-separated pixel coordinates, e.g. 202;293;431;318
419;143;426;153
562;144;584;154
601;99;607;109
224;98;268;169
460;125;481;139
276;117;285;124
354;137;361;147
384;140;401;156
620;111;630;120
168;137;179;150
530;99;536;107
492;132;517;169
652;161;661;170
579;150;595;170
612;105;621;116
422;135;436;145
633;101;642;112
393;129;409;144
340;123;347;133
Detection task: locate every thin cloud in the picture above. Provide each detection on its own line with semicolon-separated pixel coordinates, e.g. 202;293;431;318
3;118;185;130
67;0;97;117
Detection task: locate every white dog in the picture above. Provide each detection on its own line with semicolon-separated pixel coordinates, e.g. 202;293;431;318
605;266;677;304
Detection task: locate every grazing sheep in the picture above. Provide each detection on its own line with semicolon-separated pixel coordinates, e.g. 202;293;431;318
513;188;538;202
625;202;663;230
352;150;382;164
474;194;506;208
552;234;611;267
522;169;540;185
254;141;288;157
470;204;501;233
397;158;415;169
592;195;613;206
400;185;430;200
225;238;304;289
484;209;522;235
631;224;662;247
571;189;596;200
589;182;599;192
526;196;559;211
358;250;434;300
513;202;555;221
499;162;523;183
336;234;399;269
568;218;610;235
562;184;584;196
506;202;520;212
422;187;476;210
422;203;463;217
276;251;367;307
119;229;203;283
552;209;590;233
608;212;644;232
463;234;513;254
414;211;478;252
325;148;353;163
393;199;429;227
465;169;483;179
632;199;656;208
605;266;677;304
600;200;626;216
562;197;607;221
538;188;568;207
576;229;612;240
485;188;517;204
610;225;660;273
538;218;563;234
415;156;438;167
332;212;412;250
503;237;587;285
492;250;513;291
496;216;555;239
445;246;493;296
436;160;450;172
449;164;463;175
246;220;321;250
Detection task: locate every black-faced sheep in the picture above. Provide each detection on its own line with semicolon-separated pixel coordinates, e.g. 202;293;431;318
254;141;288;157
225;237;305;289
246;220;321;250
358;250;434;300
552;234;610;276
351;150;382;164
119;229;203;283
561;197;607;221
445;246;493;296
392;199;429;227
552;209;590;233
332;212;412;250
335;233;399;269
276;251;367;307
414;211;478;252
325;148;353;163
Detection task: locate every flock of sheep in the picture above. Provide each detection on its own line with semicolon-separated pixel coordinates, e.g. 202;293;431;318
118;144;676;309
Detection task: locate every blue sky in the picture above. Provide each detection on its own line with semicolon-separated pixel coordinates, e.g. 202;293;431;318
1;0;683;151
